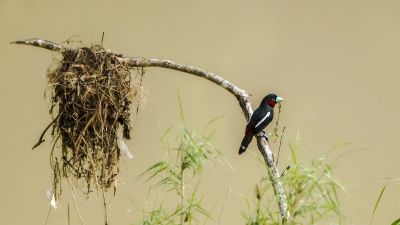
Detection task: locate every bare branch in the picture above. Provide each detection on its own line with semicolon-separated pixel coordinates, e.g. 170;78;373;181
123;57;253;120
256;135;289;222
11;38;63;51
11;38;290;223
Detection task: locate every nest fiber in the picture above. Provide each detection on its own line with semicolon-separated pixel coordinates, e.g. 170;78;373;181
41;45;142;198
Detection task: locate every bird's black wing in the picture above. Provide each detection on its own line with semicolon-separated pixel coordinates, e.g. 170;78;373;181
245;108;264;134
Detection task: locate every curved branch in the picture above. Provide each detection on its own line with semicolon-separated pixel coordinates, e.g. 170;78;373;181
124;57;253;120
11;38;290;223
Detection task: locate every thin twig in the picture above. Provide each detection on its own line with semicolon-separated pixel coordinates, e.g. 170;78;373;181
180;150;186;225
68;203;71;225
11;38;63;51
101;32;105;46
281;165;291;177
67;178;84;225
273;103;282;143
218;187;231;225
44;206;52;225
32;115;59;150
102;189;109;225
131;68;144;132
275;126;286;166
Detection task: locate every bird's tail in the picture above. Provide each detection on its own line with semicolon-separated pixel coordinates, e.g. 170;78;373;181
239;133;253;155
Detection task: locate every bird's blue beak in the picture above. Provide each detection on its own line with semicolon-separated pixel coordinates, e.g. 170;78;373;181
276;96;284;103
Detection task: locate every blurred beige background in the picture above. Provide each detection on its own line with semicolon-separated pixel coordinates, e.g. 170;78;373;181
1;0;399;224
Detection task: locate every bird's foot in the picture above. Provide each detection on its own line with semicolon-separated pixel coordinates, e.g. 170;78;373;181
260;131;269;142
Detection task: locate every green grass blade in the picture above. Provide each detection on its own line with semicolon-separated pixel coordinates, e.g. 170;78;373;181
369;185;387;225
391;218;400;225
177;90;185;124
288;143;298;164
141;161;169;181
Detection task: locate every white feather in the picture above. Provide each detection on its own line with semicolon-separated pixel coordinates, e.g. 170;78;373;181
46;187;57;209
117;130;134;159
255;112;270;129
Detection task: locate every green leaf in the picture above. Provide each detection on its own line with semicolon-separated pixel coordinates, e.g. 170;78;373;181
177;90;185;124
391;218;400;225
370;185;387;225
141;161;169;182
288;143;298;164
141;161;167;176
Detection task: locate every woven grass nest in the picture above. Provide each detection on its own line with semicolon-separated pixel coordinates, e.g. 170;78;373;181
36;45;143;198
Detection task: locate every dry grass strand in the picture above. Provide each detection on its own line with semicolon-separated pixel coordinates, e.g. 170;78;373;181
41;44;142;198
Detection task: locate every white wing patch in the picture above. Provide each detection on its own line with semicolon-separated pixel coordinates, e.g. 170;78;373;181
255;112;270;129
46;187;57;209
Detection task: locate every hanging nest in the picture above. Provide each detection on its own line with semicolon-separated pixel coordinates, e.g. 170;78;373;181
36;44;143;198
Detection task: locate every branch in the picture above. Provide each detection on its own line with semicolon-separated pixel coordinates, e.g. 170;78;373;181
11;38;63;51
124;57;253;120
256;136;289;221
11;38;290;223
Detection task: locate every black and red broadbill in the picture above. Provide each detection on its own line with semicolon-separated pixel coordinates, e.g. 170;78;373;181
239;94;284;154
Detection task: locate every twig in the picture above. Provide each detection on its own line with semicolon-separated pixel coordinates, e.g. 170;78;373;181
11;38;63;51
11;38;290;223
131;68;144;132
275;126;286;166
101;32;105;46
32;115;59;150
218;187;231;225
124;58;253;120
273;103;282;143
67;178;84;225
281;165;291;177
102;189;109;225
180;150;186;225
68;203;71;225
44;206;52;225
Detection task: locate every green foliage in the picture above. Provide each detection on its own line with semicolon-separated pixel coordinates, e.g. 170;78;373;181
243;144;345;225
368;178;400;225
369;185;387;225
138;121;224;225
391;218;400;225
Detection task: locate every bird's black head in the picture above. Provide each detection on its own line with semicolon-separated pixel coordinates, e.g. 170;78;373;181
260;94;284;108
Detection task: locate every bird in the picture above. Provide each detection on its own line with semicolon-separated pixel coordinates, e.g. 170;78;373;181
239;94;283;154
